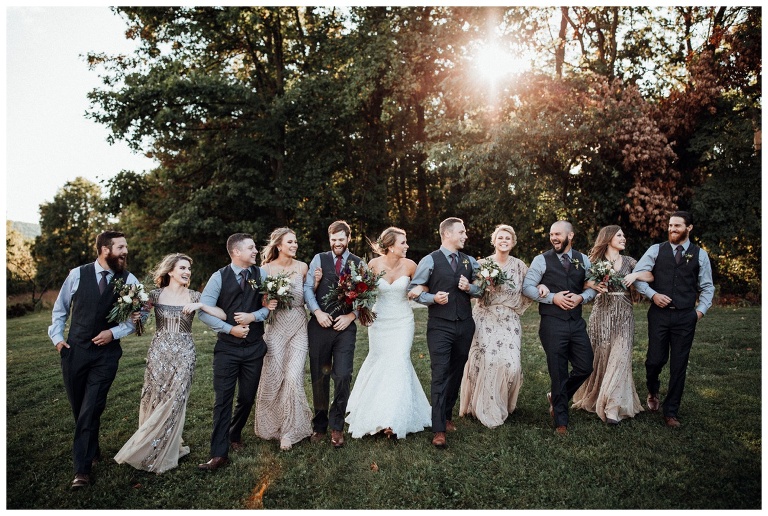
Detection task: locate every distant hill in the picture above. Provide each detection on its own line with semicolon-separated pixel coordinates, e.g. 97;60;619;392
9;221;41;240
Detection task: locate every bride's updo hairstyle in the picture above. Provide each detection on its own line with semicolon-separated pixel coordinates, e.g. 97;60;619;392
151;253;193;288
261;227;296;264
490;224;517;248
369;227;406;256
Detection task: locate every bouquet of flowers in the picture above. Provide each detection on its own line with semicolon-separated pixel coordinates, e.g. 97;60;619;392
322;260;386;326
250;271;294;324
475;260;514;305
585;260;626;291
107;279;150;336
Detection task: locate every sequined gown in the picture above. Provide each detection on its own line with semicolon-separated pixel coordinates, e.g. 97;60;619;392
459;256;532;428
572;256;644;421
114;289;198;474
254;266;312;446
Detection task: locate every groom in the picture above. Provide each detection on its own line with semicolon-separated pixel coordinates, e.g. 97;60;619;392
304;220;361;448
410;217;480;448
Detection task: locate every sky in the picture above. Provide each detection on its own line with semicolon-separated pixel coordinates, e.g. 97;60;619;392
5;6;157;224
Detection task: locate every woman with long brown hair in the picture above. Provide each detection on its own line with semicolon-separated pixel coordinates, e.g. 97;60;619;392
571;226;653;425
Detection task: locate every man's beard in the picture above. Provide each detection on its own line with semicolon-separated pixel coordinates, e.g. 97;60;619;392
552;235;570;253
106;250;127;273
332;244;348;256
669;228;689;245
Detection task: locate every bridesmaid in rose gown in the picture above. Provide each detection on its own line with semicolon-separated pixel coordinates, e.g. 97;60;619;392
253;228;313;451
114;253;226;473
572;225;653;425
459;224;532;428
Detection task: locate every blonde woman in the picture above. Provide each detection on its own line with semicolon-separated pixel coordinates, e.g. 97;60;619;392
344;227;432;439
459;224;532;428
253;228;313;451
572;225;653;425
115;253;225;473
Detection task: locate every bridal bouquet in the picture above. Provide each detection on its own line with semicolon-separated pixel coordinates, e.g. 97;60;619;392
585;260;626;291
250;271;294;324
322;260;386;326
475;260;514;304
107;279;150;336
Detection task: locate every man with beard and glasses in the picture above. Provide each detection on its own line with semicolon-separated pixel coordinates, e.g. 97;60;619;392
48;230;141;488
523;220;597;435
632;211;714;428
303;220;361;448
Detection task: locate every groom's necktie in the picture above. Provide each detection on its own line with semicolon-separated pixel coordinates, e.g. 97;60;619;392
240;269;248;291
674;245;683;265
335;255;343;276
99;271;109;295
561;254;571;272
450;253;458;272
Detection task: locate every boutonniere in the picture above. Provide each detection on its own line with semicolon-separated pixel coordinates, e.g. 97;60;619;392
462;258;470;270
570;257;582;270
684;253;693;264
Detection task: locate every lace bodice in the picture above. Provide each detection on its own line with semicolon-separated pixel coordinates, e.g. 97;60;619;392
372;276;413;320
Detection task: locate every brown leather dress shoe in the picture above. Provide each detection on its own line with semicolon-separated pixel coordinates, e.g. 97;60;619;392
310;431;325;444
664;416;681;428
230;441;245;452
198;456;230;471
432;431;447;448
647;393;660;412
331;429;345;448
446;420;457;432
554;425;568;436
71;473;90;488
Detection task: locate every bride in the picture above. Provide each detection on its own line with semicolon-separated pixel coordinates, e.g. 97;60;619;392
344;227;431;439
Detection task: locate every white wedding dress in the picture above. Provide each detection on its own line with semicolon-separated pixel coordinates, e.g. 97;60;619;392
345;276;432;439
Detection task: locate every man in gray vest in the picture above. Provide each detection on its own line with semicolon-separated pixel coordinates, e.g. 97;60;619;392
523;220;597;435
48;230;140;488
410;217;481;448
304;220;361;448
197;233;277;470
633;211;715;428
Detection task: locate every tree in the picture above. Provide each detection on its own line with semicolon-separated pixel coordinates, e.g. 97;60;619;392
33;177;111;287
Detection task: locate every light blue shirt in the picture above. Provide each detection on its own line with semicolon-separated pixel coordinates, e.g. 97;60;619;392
522;249;597;304
408;246;482;305
632;239;715;315
303;250;358;317
48;261;140;345
198;264;271;334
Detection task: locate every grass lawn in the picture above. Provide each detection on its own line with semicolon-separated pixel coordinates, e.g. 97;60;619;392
5;303;761;509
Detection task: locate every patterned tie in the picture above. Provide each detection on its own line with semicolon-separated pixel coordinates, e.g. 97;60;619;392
450;253;458;272
240;268;249;291
675;245;683;265
335;255;343;276
561;254;571;272
99;271;109;295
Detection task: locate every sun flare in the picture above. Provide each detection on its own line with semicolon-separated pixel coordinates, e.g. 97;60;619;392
473;43;529;82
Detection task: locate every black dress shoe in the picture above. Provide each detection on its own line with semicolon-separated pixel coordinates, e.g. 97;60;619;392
198;456;230;471
71;473;90;488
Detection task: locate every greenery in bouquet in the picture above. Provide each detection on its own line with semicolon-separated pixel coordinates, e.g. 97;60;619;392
585;260;626;290
322;260;386;326
475;259;514;304
107;278;151;336
250;271;294;324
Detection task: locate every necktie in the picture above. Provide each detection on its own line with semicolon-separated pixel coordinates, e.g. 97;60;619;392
675;245;683;265
450;253;458;272
99;271;109;294
561;254;571;272
240;269;249;291
335;255;343;276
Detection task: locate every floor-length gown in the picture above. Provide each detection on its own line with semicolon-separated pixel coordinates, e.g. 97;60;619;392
459;256;532;428
572;256;644;421
254;266;312;446
345;275;431;439
114;289;198;474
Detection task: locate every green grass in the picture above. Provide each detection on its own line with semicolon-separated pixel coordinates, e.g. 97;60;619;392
6;304;761;509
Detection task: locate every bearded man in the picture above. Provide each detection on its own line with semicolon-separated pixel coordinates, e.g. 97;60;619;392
48;230;141;488
632;211;715;428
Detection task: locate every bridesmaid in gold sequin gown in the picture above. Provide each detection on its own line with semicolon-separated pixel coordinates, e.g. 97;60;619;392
572;226;654;425
459;225;532;428
254;228;313;451
114;254;226;473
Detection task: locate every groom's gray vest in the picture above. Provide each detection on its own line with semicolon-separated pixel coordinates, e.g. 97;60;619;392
426;250;473;321
650;241;701;310
68;263;129;348
539;249;587;321
216;265;266;351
